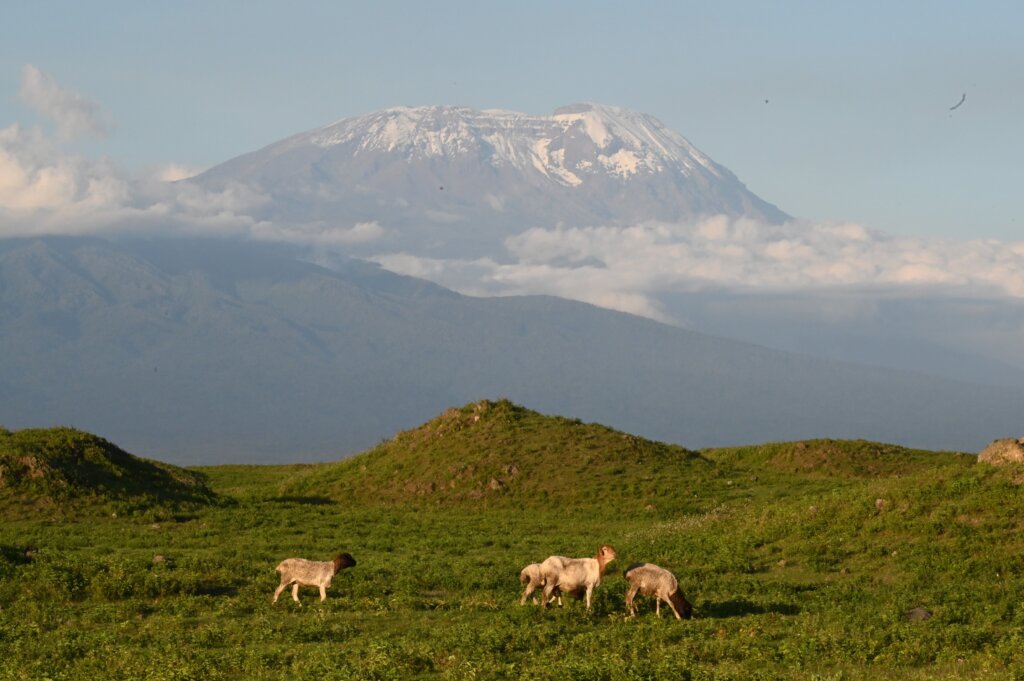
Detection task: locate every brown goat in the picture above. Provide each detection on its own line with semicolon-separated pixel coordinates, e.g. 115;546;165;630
623;562;692;620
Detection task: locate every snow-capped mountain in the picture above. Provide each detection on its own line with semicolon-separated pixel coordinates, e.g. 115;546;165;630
307;104;720;184
194;104;788;257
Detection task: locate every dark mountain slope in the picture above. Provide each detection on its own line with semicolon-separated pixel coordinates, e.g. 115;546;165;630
1;236;1021;464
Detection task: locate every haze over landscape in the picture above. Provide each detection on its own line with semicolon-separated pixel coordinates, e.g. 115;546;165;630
2;2;1023;463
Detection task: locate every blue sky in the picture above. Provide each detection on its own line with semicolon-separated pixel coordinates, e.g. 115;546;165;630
2;0;1022;240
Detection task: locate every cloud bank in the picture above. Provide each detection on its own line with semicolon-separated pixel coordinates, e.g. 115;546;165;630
372;218;1024;321
0;118;258;237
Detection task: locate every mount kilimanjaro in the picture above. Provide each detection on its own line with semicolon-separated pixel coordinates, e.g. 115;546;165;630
193;103;788;258
191;103;1024;388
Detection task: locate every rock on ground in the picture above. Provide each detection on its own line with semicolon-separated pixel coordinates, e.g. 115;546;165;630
978;438;1024;466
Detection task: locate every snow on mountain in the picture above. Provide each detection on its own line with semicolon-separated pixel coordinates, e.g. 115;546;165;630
193;104;788;257
302;104;721;185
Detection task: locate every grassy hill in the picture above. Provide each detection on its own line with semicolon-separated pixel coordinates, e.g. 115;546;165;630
2;403;1024;679
705;438;973;479
0;426;217;516
275;399;714;512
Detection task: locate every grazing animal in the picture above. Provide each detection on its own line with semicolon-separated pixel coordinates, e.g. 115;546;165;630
519;561;564;606
273;553;356;605
541;545;616;611
623;562;692;620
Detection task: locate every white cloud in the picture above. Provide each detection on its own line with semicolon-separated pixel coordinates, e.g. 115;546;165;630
0;119;268;238
0;123;127;219
18;65;110;141
372;217;1024;321
248;221;387;246
0;68;386;247
0;116;387;246
152;163;204;182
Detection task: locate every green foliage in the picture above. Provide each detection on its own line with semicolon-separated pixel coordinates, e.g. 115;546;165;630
704;439;973;479
1;405;1022;678
0;427;218;517
278;399;713;513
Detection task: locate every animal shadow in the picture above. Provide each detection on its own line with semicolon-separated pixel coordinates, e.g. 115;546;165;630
196;584;239;597
270;496;336;506
702;599;800;618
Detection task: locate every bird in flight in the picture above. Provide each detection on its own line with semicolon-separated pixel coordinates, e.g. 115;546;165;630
950;93;966;111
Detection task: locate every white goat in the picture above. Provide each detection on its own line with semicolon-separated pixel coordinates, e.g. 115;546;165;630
519;560;565;606
541;544;616;611
272;553;356;605
623;562;692;620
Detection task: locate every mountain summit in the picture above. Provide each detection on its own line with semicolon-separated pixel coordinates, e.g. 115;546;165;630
305;103;724;185
194;104;788;257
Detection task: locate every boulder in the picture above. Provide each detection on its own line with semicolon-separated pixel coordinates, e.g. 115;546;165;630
978;438;1024;466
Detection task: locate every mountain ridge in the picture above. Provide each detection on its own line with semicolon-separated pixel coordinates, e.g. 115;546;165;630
2;235;1022;464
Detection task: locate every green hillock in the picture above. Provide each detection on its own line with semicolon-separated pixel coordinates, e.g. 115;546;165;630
704;438;974;479
280;399;713;511
0;426;216;516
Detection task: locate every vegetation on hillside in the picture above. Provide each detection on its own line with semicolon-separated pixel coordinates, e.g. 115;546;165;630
280;399;713;513
0;426;217;517
705;438;974;479
1;403;1023;679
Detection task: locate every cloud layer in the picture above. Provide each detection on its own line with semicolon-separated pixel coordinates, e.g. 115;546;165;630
373;218;1024;321
0;119;259;237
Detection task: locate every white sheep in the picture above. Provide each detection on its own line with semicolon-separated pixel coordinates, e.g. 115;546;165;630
541;544;617;611
623;562;692;620
519;560;565;606
272;553;356;605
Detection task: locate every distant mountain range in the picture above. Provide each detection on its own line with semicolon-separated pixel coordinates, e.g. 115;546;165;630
1;236;1020;464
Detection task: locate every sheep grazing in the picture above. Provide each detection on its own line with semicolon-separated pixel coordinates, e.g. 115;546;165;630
519;560;565;606
623;562;692;620
541;544;616;611
272;553;356;605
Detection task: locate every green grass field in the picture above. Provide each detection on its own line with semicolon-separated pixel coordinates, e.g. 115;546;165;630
2;401;1024;680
